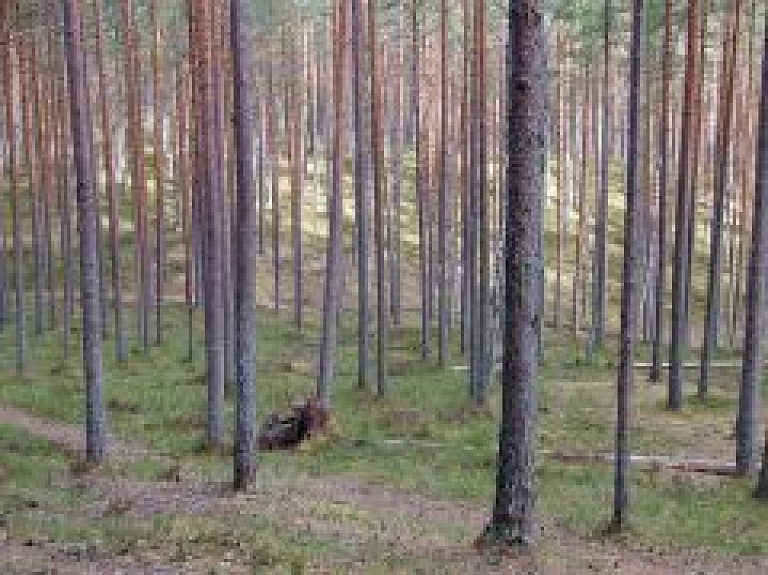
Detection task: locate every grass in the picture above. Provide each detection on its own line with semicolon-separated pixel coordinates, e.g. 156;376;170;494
0;301;767;564
0;159;764;569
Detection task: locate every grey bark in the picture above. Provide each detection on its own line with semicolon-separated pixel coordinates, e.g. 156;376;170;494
612;0;644;531
231;0;257;490
650;0;672;383
317;0;346;410
483;0;543;546
64;0;107;464
738;11;768;477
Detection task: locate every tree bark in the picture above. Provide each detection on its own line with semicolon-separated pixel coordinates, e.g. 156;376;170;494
668;0;700;411
317;0;346;410
2;32;26;374
482;0;542;547
650;0;673;383
230;0;257;491
63;0;107;464
738;6;767;477
612;0;644;531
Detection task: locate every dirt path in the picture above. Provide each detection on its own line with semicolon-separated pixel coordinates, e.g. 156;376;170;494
0;540;186;575
0;407;151;460
2;405;767;574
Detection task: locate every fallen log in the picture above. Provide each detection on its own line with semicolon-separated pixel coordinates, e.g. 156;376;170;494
340;437;741;476
452;361;745;372
547;451;740;476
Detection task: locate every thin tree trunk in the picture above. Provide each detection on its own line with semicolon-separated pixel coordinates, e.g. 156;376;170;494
230;0;257;491
94;0;126;362
591;0;612;352
3;33;26;373
437;0;449;366
737;6;767;477
700;0;741;394
412;0;428;361
317;0;346;410
668;0;700;411
291;41;304;330
472;0;489;405
20;40;44;338
150;0;166;346
612;0;644;531
352;0;371;386
121;0;150;351
64;0;107;464
369;0;387;395
650;0;673;382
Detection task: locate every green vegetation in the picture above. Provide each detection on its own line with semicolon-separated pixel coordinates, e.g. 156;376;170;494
1;299;766;570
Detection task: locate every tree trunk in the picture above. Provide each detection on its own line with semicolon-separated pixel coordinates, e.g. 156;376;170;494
230;0;257;491
20;40;44;339
121;0;150;351
650;0;673;382
483;0;542;546
150;0;166;346
369;0;387;395
668;0;700;411
591;0;612;353
3;32;26;374
437;0;449;366
412;0;429;361
317;0;346;410
612;0;644;531
738;7;767;478
352;0;371;387
94;0;126;362
63;0;107;464
700;0;741;394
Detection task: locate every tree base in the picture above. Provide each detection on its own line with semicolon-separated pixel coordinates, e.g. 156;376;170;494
597;516;634;540
475;523;534;552
753;477;768;500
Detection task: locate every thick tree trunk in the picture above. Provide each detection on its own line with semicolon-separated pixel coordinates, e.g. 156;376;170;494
482;0;542;547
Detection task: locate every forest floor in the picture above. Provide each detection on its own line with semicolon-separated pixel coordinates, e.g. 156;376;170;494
0;302;767;573
1;403;767;574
